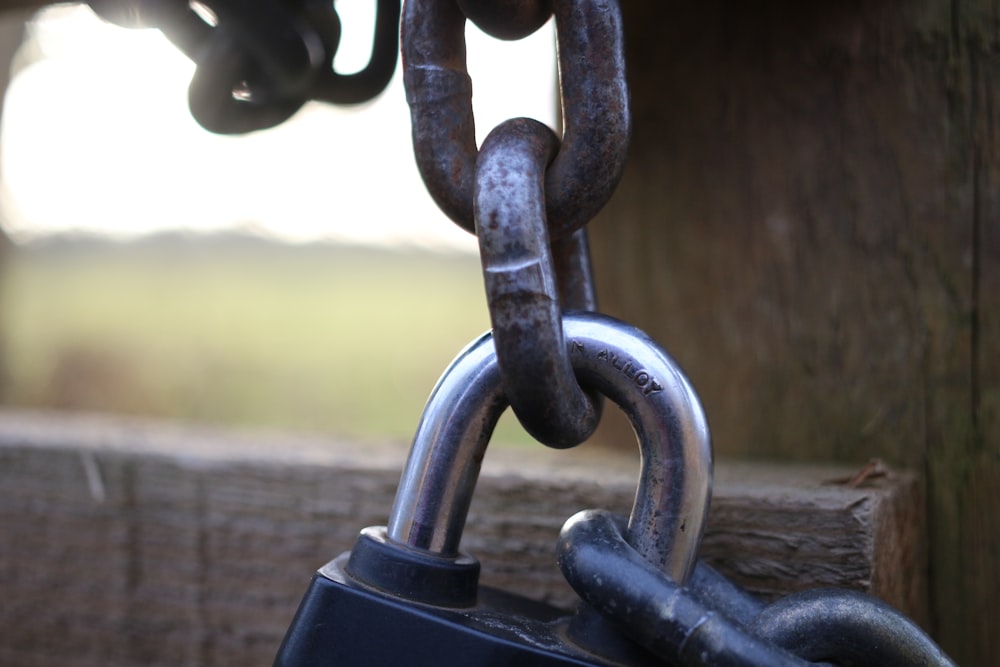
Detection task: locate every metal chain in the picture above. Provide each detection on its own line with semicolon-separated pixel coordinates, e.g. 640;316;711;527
88;0;401;134
402;0;629;239
474;118;602;447
558;510;958;667
456;0;551;41
65;4;961;664
88;0;621;444
402;0;629;447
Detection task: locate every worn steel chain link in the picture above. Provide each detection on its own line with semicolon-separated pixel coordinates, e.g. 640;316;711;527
403;0;630;238
474;119;604;447
402;0;629;448
88;0;401;133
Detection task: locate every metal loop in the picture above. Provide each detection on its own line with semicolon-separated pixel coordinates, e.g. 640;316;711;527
544;0;630;238
95;0;400;134
402;0;630;238
387;311;712;581
558;510;812;667
475;118;600;448
187;25;306;135
208;0;325;97
402;0;475;223
185;0;328;133
311;0;402;104
552;226;598;312
750;589;958;667
559;511;958;666
685;561;766;630
456;0;552;41
89;0;214;54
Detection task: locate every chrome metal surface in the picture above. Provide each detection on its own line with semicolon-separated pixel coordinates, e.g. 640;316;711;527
387;311;712;583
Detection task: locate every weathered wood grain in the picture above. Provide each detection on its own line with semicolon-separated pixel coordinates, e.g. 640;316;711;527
0;410;923;666
591;2;998;663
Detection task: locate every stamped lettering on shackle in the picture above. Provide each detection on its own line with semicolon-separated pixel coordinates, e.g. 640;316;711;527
571;340;664;396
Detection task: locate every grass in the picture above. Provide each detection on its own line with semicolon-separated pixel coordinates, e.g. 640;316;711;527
0;233;534;445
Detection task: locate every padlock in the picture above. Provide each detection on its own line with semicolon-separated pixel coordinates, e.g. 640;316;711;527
272;312;712;666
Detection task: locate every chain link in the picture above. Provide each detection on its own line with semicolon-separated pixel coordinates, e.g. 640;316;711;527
88;0;400;134
474;118;601;447
551;229;598;313
558;510;957;667
387;312;712;570
402;0;630;239
456;0;551;41
402;0;629;447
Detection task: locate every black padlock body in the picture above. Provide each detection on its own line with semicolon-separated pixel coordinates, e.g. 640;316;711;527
273;552;660;667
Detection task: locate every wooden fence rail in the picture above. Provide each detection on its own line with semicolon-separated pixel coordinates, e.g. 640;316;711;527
1;410;924;666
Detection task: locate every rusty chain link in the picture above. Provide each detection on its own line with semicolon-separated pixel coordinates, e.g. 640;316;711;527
474;118;602;447
402;0;630;240
402;0;629;447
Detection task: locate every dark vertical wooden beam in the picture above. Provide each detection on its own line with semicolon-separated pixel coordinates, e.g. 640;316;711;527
942;3;1000;660
591;1;998;663
0;9;30;232
0;11;30;403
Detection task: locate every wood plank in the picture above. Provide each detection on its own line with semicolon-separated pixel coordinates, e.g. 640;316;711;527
0;410;924;666
953;4;1000;661
591;2;999;663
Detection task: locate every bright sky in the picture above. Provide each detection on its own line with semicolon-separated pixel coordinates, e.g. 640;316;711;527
0;3;557;251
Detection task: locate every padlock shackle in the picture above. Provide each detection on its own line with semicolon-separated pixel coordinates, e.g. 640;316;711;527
387;311;712;584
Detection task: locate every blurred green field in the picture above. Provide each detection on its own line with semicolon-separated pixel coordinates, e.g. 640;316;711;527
0;233;533;445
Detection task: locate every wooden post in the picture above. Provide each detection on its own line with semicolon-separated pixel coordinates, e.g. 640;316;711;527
0;10;31;401
0;411;927;666
591;2;998;664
